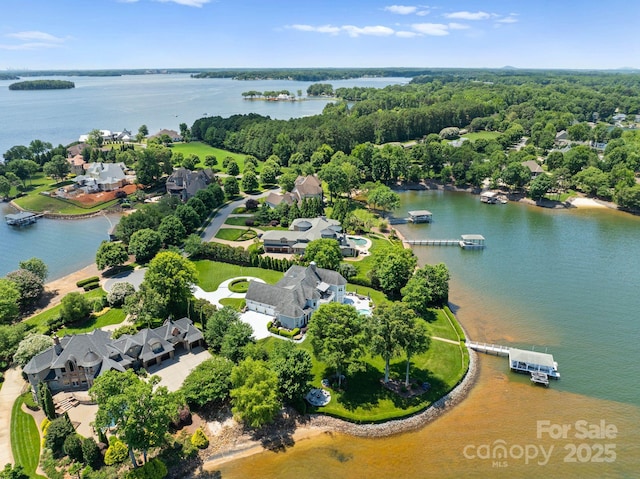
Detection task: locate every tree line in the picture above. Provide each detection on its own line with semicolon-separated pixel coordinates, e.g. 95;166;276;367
9;80;75;90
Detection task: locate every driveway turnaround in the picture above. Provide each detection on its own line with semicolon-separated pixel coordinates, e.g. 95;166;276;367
102;268;146;293
192;277;265;308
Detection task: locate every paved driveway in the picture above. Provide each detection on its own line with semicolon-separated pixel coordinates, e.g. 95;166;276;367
0;368;25;466
147;347;212;392
103;268;146;293
239;310;273;340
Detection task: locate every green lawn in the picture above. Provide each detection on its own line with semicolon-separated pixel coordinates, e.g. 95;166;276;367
57;307;126;336
171;142;259;173
267;323;468;423
346;284;387;307
219;298;246;310
194;260;284;292
348;235;391;285
461;131;501;141
24;289;108;333
11;394;45;479
13;190;119;215
225;216;255;226
215;228;249;241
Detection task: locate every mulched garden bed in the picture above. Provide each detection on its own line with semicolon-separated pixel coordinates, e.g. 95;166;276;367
381;378;430;398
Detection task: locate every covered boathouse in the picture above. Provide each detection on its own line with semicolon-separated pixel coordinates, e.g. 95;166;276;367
508;348;560;379
408;210;433;223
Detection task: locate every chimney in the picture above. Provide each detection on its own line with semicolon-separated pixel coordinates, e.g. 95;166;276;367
53;335;62;355
310;261;317;271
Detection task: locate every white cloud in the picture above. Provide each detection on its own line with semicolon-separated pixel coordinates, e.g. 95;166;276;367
447;22;469;30
411;22;449;36
288;24;394;38
6;31;65;43
396;31;420;38
154;0;210;6
496;15;519;24
1;31;67;50
444;11;491;21
0;42;62;51
289;24;341;35
342;25;395;37
384;5;418;15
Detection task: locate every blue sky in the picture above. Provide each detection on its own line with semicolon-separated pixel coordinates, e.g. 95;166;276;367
1;0;638;70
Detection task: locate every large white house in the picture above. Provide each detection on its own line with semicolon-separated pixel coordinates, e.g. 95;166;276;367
245;262;347;329
74;162;134;192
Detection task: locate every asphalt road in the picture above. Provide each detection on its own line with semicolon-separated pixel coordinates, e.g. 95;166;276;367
201;188;277;242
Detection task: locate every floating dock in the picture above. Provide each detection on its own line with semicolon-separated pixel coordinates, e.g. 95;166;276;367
5;211;43;226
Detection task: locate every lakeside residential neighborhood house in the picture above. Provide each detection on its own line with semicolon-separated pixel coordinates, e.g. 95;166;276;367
74;162;134;192
23;318;203;396
261;216;357;256
166;167;215;201
265;174;323;208
245;262;347;329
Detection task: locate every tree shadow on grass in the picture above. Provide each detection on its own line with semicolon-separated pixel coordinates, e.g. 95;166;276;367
387;363;449;409
421;309;438;323
326;363;390;412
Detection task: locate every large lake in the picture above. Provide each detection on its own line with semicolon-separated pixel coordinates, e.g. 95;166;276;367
218;191;640;478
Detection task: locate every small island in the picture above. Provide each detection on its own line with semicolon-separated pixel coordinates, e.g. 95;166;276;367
9;79;75;91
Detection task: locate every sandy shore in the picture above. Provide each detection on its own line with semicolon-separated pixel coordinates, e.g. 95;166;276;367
568;197;609;208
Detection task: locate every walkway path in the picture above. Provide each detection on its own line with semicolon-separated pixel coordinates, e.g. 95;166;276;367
0;368;27;466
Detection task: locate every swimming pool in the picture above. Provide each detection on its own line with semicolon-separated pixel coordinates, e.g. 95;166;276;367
358;309;372;316
348;236;368;246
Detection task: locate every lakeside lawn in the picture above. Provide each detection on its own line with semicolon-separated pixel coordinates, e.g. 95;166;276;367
261;310;468;423
24;288;123;334
11;394;45;479
171;142;260;173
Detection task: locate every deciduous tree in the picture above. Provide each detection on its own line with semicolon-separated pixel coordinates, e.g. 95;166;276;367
96;241;129;270
230;358;281;428
308;303;365;388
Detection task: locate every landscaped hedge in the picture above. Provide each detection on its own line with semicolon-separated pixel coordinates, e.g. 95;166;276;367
267;324;300;338
82;281;101;291
76;276;100;288
192;241;296;272
228;278;249;293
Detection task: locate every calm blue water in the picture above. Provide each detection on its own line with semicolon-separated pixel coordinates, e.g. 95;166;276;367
0;74;406;155
395;190;640;406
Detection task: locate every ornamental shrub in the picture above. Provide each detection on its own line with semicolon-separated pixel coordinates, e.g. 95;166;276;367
124;458;167;479
104;437;128;466
190;428;209;449
76;277;100;288
63;434;84;462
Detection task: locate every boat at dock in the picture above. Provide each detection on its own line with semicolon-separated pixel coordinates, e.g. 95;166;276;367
5;211;43;226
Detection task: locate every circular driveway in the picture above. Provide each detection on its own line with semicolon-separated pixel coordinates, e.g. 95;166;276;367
103;268;146;293
191;277;265;308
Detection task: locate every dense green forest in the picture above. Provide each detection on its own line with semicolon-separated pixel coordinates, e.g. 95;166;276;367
0;73;19;80
9;79;75;90
190;71;640;211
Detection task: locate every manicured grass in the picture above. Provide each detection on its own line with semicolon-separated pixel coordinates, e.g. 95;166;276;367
420;309;462;341
194;260;283;292
228;279;250;293
462;131;501;141
346;284;388;307
215;228;249;241
225;216;255;226
171;142;260;173
14;191;119;215
24;288;107;333
293;330;468;423
348;235;390;285
11;394;45;479
57;307;126;336
219;298;246;310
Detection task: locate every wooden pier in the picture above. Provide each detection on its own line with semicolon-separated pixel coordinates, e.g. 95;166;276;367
467;341;511;356
404;234;486;249
404;238;459;246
